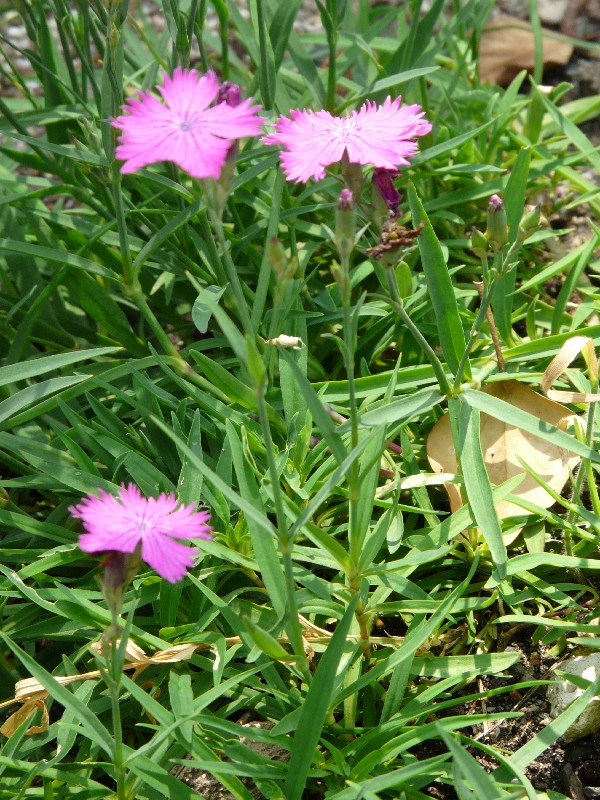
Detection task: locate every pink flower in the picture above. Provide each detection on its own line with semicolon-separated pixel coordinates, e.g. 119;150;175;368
70;484;212;583
262;97;432;184
112;68;263;179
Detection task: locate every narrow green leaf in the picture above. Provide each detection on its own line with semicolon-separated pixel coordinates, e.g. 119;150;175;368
189;350;255;409
0;347;119;387
358;386;444;428
0;376;86;425
243;616;290;660
151;416;278;538
226;420;287;616
493;670;600;782
461;387;600;464
407;183;467;376
284;595;359;800
439;730;504;799
494;147;531;343
538;84;600;174
191;285;226;334
457;397;506;581
280;349;347;465
552;225;600;334
133;197;204;271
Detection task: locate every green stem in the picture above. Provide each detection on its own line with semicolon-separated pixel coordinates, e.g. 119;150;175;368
107;607;126;800
112;169;135;286
340;255;361;568
208;209;254;338
124;281;181;359
325;2;338;110
385;269;451;396
102;0;134;286
453;238;524;392
452;278;498;393
339;254;370;728
255;387;311;682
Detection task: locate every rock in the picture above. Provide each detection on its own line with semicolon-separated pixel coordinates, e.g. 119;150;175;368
538;0;570;26
547;654;600;742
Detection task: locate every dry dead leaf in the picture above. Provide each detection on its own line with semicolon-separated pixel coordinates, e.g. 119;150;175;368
479;15;573;86
427;381;580;521
542;336;600;403
0;699;49;737
0;620;407;739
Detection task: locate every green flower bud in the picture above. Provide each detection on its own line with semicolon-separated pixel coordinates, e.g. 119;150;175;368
486;194;508;251
268;237;287;278
520;204;541;233
335;188;356;262
471;228;488;257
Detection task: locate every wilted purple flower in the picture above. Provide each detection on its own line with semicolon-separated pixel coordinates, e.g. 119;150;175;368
372;168;402;215
217;81;243;107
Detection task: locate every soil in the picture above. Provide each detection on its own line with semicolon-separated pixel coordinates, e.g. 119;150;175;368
418;629;600;800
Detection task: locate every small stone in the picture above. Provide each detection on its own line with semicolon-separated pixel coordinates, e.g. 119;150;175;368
547;654;600;742
537;0;570;26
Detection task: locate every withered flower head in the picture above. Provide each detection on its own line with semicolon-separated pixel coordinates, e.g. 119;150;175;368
365;218;424;261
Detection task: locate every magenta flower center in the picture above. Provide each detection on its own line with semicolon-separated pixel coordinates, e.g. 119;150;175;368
177;115;198;132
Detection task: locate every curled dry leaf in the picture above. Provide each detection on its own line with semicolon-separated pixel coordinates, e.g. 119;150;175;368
0;698;49;738
479;15;573;86
0;619;337;739
427;381;580;521
542;335;600;403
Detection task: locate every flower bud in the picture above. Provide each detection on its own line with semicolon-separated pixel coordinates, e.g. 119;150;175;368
335;188;356;262
486;194;508;251
519;204;541;233
470;228;488;258
212;82;245;211
217;82;242;107
246;334;266;391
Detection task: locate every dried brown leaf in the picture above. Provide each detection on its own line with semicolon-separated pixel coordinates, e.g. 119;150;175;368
427;381;580;520
479;15;573;86
542;336;598;397
0;699;49;737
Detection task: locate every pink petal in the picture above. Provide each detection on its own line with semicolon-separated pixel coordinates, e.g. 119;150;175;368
204;98;264;139
112;69;263;178
170;130;232;179
141;531;197;583
262;97;432;183
71;484;212;582
157;68;219;116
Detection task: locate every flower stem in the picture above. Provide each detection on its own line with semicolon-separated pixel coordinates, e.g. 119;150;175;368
255;385;311;682
452;240;522;392
123;281;182;360
338;253;372;728
102;0;134;286
324;1;339;110
104;607;127;800
385;268;451;396
452;259;507;392
208;208;255;338
341;258;361;568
